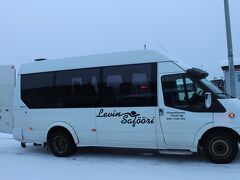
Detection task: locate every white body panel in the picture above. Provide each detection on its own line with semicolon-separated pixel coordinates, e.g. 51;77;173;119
14;108;97;144
159;107;213;149
0;50;239;154
13;51;171;148
18;51;171;74
95;107;160;148
0;65;15;133
157;64;213;150
214;98;240;129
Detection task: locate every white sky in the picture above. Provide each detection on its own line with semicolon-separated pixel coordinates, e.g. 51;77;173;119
0;0;239;79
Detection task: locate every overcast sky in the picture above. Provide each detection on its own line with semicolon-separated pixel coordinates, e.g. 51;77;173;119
0;0;239;78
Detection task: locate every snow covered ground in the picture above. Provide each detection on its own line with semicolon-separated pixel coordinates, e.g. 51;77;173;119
1;133;240;180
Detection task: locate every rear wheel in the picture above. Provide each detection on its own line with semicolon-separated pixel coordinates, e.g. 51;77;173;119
203;132;238;164
48;131;76;157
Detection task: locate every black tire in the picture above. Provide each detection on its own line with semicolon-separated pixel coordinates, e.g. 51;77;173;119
48;131;76;157
203;131;238;164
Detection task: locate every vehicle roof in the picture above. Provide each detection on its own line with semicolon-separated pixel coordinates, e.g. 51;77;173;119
19;50;173;74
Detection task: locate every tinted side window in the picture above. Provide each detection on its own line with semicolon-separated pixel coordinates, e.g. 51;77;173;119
21;72;55;108
21;63;157;109
55;68;100;108
102;63;157;107
161;74;226;112
162;74;206;112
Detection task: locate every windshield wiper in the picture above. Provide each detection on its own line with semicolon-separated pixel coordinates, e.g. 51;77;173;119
216;92;232;97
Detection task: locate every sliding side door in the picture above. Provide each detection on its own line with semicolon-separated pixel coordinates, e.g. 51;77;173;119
96;63;164;148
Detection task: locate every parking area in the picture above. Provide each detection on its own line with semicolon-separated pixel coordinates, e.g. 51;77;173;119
0;133;240;180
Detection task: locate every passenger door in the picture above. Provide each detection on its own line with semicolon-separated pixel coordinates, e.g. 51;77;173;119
95;63;165;148
159;73;213;148
95;107;158;148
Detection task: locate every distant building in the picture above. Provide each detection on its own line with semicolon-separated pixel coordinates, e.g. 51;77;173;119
221;58;240;98
211;79;225;91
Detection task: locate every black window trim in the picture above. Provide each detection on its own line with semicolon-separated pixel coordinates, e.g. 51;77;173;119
21;62;158;109
161;73;226;113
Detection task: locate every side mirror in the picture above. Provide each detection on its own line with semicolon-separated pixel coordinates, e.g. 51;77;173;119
205;92;212;109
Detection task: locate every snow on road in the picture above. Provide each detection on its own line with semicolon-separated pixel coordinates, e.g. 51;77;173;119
0;133;240;180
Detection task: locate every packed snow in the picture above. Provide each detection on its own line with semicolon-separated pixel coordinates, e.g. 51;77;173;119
0;133;240;180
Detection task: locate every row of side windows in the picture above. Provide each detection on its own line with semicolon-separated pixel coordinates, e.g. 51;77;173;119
21;63;157;108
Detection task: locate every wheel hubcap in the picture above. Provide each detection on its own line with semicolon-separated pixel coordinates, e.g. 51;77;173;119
53;135;68;154
211;139;230;158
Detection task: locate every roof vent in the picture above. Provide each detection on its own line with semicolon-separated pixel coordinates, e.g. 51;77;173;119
35;58;47;62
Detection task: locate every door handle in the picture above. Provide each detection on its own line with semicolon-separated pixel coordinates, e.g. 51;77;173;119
159;108;164;116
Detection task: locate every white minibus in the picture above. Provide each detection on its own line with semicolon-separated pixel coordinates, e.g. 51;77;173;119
1;50;240;163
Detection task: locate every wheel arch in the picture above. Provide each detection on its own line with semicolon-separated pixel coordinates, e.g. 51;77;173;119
46;122;79;144
197;126;240;148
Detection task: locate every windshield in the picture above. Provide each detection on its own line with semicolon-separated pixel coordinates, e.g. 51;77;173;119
200;79;231;99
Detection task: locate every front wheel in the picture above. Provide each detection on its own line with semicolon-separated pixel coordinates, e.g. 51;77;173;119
203;132;239;164
48;131;76;157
